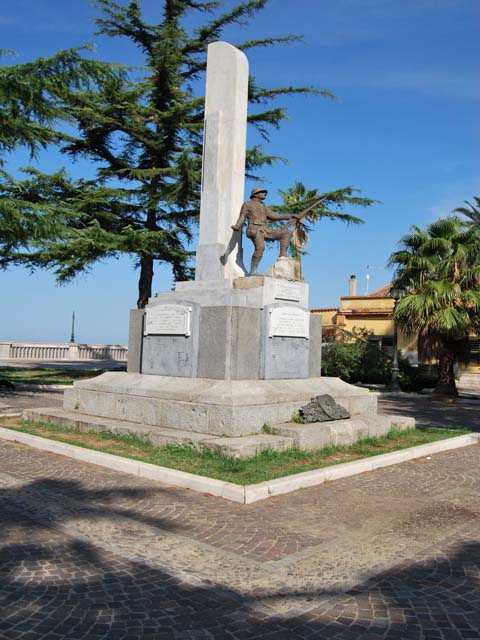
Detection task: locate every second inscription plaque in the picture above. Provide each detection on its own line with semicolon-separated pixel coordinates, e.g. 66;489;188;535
268;306;310;339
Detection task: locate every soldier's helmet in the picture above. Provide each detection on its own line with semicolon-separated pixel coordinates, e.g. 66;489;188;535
250;186;268;198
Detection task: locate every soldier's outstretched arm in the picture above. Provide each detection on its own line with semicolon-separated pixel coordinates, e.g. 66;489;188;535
267;209;298;222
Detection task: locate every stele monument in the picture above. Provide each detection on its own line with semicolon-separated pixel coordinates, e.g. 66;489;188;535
27;42;413;453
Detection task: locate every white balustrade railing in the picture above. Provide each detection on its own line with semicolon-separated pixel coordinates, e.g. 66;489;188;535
0;341;128;361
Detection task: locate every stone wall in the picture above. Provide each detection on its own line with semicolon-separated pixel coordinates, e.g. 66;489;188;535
0;341;128;361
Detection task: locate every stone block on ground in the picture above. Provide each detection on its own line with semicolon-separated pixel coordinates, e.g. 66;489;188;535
299;394;350;423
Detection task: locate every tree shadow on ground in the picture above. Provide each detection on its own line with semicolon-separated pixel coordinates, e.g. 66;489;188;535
1;478;480;639
0;477;186;536
379;395;480;432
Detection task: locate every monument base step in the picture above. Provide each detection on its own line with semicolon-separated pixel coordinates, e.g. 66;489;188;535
272;415;415;449
62;372;378;437
22;408;294;456
22;407;414;458
23;408;215;447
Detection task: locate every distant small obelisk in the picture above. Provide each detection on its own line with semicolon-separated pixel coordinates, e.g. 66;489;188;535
194;41;248;281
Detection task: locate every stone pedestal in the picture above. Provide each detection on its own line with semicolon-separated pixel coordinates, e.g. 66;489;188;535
51;272;410;441
127;276;321;381
62;373;377;437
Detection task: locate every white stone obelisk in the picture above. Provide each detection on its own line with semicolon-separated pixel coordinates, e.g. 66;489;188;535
195;41;248;281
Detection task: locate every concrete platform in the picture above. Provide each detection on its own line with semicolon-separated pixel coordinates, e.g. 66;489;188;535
63;372;377;437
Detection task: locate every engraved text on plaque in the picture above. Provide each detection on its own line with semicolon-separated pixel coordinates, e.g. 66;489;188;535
274;281;302;302
145;304;192;336
269;307;310;339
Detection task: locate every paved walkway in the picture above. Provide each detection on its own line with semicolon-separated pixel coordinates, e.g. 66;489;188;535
379;394;480;433
0;387;63;415
1;433;480;638
2;379;480;637
376;372;480;433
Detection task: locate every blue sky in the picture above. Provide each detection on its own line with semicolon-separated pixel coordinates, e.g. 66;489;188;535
1;0;479;344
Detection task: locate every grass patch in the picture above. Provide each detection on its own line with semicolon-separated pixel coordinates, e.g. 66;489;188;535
261;423;275;434
0;367;125;386
290;412;304;423
0;416;470;485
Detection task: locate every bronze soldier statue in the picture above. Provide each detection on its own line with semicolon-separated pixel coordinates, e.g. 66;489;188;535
232;186;299;275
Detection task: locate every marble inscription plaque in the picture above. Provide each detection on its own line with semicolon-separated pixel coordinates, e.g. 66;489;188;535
269;307;310;339
145;304;192;336
274;280;302;302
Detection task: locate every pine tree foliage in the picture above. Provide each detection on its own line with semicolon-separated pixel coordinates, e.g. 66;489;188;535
0;48;125;257
0;168;73;266
0;47;124;158
1;0;334;307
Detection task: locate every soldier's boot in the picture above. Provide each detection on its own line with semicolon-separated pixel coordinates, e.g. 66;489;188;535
249;251;263;276
279;231;292;258
249;258;261;276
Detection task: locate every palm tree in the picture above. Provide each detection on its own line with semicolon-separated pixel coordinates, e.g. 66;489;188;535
454;196;480;233
389;216;480;397
275;181;373;277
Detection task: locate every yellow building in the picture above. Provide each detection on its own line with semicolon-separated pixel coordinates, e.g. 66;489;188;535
312;276;416;364
312;275;480;371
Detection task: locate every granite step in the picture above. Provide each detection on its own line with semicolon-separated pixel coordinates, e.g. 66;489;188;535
22;408;294;457
21;408;414;457
23;408;216;449
200;434;295;458
271;415;415;450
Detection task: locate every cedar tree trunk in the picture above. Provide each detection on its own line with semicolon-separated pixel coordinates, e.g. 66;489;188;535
137;255;154;309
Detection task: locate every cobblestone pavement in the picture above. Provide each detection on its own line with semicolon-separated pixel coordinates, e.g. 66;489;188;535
0;388;63;415
378;395;480;432
1;437;480;639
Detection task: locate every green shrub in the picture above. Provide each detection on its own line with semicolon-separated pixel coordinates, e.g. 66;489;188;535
321;330;418;390
321;338;365;381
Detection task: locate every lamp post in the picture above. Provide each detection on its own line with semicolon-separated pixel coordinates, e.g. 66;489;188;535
389;287;402;392
70;311;75;344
